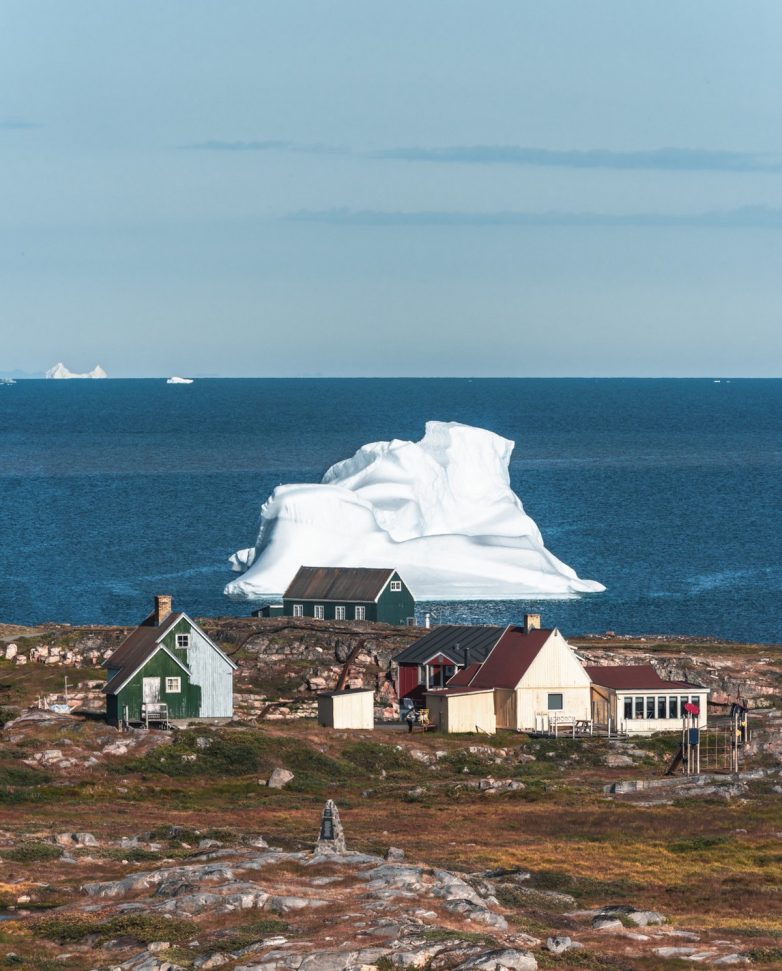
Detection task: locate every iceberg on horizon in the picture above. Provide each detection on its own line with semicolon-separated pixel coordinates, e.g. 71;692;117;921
225;421;604;601
167;376;194;384
46;362;107;379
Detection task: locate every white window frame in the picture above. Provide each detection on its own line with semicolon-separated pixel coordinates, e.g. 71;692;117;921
335;606;346;620
354;605;366;620
165;677;181;693
176;633;190;649
314;605;325;620
292;604;304;617
390;580;402;592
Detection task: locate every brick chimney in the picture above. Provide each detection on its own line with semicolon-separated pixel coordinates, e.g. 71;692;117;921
154;594;173;626
523;612;541;633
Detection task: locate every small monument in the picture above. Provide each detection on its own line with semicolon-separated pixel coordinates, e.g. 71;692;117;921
315;799;346;855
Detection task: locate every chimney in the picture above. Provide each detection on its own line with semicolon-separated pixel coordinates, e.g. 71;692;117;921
154;594;173;626
523;612;541;633
424;612;431;629
461;644;470;669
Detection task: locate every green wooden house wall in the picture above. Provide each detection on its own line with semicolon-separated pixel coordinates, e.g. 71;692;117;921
282;571;415;626
108;647;201;723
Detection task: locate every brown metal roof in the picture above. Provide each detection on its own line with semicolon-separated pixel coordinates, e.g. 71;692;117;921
102;612;186;694
584;664;703;691
283;566;397;603
464;626;553;690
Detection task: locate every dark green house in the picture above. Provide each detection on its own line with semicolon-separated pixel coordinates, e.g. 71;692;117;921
103;595;237;726
280;566;415;626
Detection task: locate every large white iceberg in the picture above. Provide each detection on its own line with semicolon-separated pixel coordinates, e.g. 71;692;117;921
46;362;107;379
225;421;604;601
167;376;193;384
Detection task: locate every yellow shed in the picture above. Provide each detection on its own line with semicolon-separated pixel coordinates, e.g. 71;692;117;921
425;687;496;735
317;688;375;730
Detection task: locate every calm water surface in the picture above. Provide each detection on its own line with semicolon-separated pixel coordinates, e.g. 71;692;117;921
1;379;780;642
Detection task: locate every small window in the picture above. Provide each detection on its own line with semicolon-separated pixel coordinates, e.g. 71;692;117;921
292;604;304;617
390;580;402;592
547;693;564;711
646;696;655;719
314;605;325;620
635;696;644;718
657;696;667;719
165;677;181;693
680;695;689;714
354;606;366;620
669;695;679;719
624;696;633;719
176;634;190;649
335;606;346;620
406;617;416;626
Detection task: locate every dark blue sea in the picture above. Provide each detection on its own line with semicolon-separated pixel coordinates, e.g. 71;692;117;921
1;379;780;643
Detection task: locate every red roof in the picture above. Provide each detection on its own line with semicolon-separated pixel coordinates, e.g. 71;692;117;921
585;664;703;691
446;662;483;687
462;626;553;690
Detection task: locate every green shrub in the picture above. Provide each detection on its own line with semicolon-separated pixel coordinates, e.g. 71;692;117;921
36;911;195;945
0;764;52;787
3;842;62;864
215;917;288;951
669;835;730;854
342;740;414;775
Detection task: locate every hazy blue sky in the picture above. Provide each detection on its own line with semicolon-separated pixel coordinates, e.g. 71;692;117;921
2;1;781;376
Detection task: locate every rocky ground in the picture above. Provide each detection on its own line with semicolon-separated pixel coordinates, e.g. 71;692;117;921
2;618;781;720
1;621;781;969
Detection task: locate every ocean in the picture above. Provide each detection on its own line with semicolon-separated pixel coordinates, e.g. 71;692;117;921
1;378;780;643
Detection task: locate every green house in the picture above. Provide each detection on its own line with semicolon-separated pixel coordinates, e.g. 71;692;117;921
281;566;416;626
103;595;237;726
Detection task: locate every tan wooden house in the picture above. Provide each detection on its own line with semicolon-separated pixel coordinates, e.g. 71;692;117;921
426;616;591;734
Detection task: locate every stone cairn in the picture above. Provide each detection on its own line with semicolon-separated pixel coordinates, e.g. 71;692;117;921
315;799;346;855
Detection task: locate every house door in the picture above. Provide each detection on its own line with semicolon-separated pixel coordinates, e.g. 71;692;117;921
495;689;517;729
143;677;160;706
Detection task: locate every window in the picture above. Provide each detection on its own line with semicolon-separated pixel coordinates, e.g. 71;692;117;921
176;634;190;649
669;696;679;719
165;677;181;693
680;696;689;714
335;606;346;620
314;605;325;620
292;604;304;617
646;696;655;719
427;664;454;688
547;693;564;711
624;696;633;719
658;696;667;719
390;580;402;592
406;617;416;626
635;696;644;718
354;606;366;620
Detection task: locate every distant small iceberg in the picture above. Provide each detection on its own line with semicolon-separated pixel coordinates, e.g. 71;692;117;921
46;362;107;380
0;377;16;386
167;376;194;384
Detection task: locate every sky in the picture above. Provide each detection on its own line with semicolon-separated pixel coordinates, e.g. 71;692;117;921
1;1;781;377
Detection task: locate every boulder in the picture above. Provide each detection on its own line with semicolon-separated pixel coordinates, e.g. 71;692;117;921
592;918;623;931
627;909;664;926
194;956;229;970
385;847;405;862
454;948;537;970
267;768;294;789
545;936;573;954
103;742;129;756
4;643;17;660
